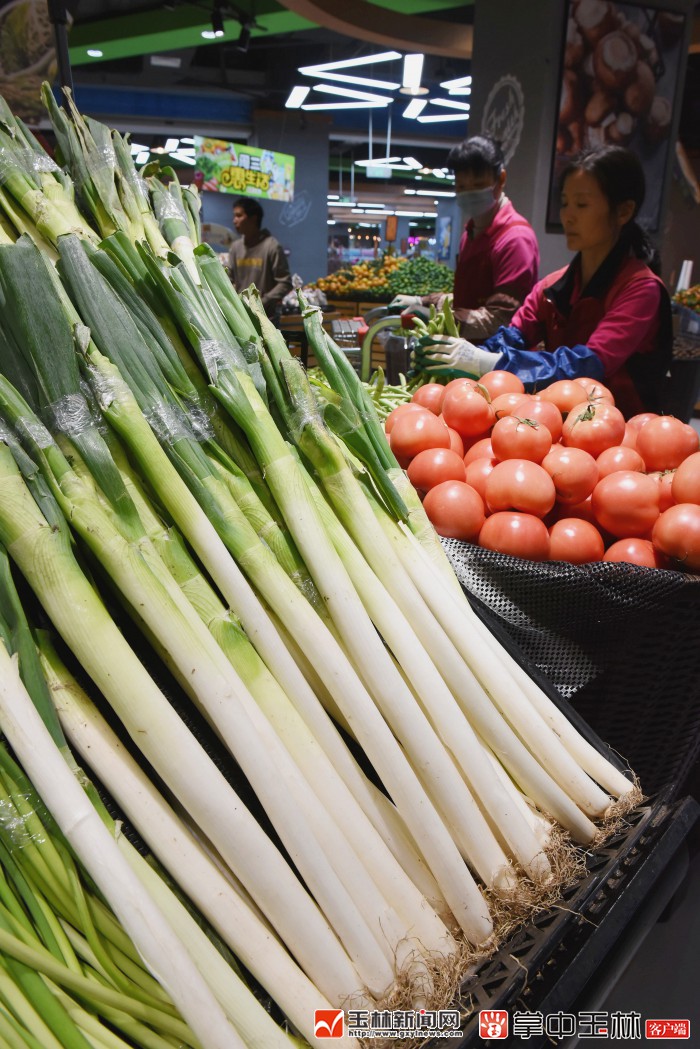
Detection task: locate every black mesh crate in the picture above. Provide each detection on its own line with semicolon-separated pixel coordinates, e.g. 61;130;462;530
441;540;700;798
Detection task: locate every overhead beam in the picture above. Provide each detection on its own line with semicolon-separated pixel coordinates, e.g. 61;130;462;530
266;0;471;58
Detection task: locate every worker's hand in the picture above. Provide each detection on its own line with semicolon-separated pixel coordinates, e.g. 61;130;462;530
390;294;423;309
414;335;502;378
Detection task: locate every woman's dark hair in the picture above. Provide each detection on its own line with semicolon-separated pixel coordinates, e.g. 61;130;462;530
233;196;264;225
560;146;661;274
446;135;505;180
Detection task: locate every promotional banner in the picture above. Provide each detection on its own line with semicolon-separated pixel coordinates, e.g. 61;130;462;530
547;1;688;231
0;0;58;122
194;136;295;201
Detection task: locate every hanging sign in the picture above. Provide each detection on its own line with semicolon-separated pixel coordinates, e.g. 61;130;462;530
193;135;295;201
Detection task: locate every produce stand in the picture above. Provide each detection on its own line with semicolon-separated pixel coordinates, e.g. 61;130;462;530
665;303;700;422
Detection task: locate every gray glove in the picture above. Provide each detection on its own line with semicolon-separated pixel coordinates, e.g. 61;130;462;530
390;294;424;308
419;335;502;379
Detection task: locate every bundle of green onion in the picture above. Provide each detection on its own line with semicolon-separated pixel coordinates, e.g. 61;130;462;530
0;84;642;1048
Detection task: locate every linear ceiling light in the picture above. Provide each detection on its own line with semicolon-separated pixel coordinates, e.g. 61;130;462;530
400;53;427;96
409;189;455;197
306;72;400;89
171;152;196;166
312;84;392;104
417;113;470;123
354;156;402;166
285;86;310;108
402;157;423;169
87;48;104;58
164;137;180;152
429;98;471;111
440;75;472;95
303;101;389;110
299;51;401;75
403;98;427;119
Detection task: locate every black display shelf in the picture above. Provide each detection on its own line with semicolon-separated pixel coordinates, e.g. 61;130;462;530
426;787;700;1048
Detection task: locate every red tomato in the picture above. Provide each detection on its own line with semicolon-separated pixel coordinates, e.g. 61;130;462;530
621;423;638;449
672;451;700;505
604;538;667;568
423;480;485;541
478;370;525;398
550;495;597;525
562;400;626;458
385;402;427;435
574;378;615;404
511;396;563;442
635;416;699;472
648;471;676;512
548;518;605;564
460;427;494;456
541;445;599;504
443;376;477;397
411;383;446;415
491;391;531;417
390;410;450;459
652;503;700;571
490;415;552;464
407;448;466;494
479;511;550;561
591;471;660;538
465;457;498;503
442;384;496;439
446;427;465;458
627;412;658;434
539;379;594;415
485;459;557;517
464;437;495;466
596;445;645;477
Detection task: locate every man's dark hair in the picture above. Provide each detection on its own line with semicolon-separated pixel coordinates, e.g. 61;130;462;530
233;196;264;225
446;135;505;179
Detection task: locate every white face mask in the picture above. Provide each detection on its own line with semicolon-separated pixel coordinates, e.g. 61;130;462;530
456;186;497;223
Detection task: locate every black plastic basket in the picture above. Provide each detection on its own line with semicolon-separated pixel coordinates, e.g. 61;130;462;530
441;540;700;798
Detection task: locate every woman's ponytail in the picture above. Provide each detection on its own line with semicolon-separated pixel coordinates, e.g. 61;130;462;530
622;221;662;275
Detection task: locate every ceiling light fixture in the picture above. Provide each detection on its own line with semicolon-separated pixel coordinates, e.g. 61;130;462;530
410;189;455;197
429;98;471;111
135;151;150;165
201;29;220;39
403;98;427;119
300;51;401;76
285;86;310;109
210;2;225;36
236;22;252;52
164;137;180;152
303;101;387;110
312;84;392;104
417;113;470;123
402;157;423;169
400;53;428;96
86;48;103;58
354;156;401;167
440;75;472;95
171;152;196;166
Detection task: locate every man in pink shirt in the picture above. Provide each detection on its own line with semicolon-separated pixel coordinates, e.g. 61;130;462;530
394;136;540;341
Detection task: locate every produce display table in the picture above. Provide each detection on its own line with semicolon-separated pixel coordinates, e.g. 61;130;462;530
278;310;341;367
427;787;699;1048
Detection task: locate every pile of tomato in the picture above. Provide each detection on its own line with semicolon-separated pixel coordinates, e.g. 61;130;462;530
385;372;700;571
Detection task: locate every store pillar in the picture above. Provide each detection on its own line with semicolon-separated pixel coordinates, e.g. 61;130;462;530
468;0;694;275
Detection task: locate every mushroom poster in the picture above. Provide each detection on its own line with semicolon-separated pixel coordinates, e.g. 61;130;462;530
547;0;688;231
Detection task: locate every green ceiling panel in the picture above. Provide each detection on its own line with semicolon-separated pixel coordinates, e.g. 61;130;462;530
68;0;471;66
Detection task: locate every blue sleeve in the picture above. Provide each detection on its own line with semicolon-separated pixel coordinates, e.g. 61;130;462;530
483;327;605;389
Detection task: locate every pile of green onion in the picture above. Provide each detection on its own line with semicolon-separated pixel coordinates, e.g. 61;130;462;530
0;83;641;1049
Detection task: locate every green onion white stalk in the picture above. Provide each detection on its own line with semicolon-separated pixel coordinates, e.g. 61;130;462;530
0;640;244;1049
0;438;364;1007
